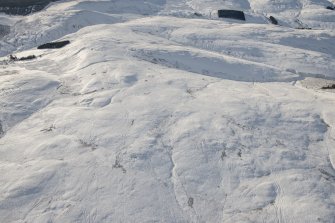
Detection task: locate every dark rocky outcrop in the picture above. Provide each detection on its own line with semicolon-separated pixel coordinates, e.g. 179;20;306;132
326;6;335;10
218;10;246;21
37;40;70;49
269;16;278;25
0;0;60;15
193;12;202;17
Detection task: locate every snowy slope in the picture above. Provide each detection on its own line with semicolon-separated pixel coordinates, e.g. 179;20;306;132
0;0;335;222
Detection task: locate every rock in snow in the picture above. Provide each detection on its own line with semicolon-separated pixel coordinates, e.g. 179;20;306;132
217;10;246;21
0;0;335;222
269;16;278;25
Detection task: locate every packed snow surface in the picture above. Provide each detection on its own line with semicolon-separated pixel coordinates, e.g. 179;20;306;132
0;0;335;222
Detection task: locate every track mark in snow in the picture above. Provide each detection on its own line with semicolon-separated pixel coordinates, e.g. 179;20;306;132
144;111;200;222
170;164;199;223
273;182;286;223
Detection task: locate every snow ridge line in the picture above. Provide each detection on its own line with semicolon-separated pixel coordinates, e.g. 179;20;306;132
323;120;335;171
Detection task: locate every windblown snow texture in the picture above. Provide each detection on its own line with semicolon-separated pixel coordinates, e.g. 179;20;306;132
0;0;335;222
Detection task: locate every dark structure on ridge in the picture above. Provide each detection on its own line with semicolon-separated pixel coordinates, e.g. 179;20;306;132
37;40;70;49
218;10;246;21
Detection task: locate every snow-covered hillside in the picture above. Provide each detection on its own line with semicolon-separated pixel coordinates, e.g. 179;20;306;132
0;0;335;222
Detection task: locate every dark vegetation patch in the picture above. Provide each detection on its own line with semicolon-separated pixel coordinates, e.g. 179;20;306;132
0;54;39;65
321;84;335;90
113;157;126;173
237;150;242;158
319;168;335;181
0;0;60;15
79;138;98;151
37;40;70;49
0;4;47;15
9;54;37;61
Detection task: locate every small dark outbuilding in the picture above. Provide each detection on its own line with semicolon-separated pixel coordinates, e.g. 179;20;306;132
218;10;246;21
326;6;334;10
269;16;278;25
37;40;70;49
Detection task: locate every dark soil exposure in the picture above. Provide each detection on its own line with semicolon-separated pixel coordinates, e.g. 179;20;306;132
37;40;70;49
